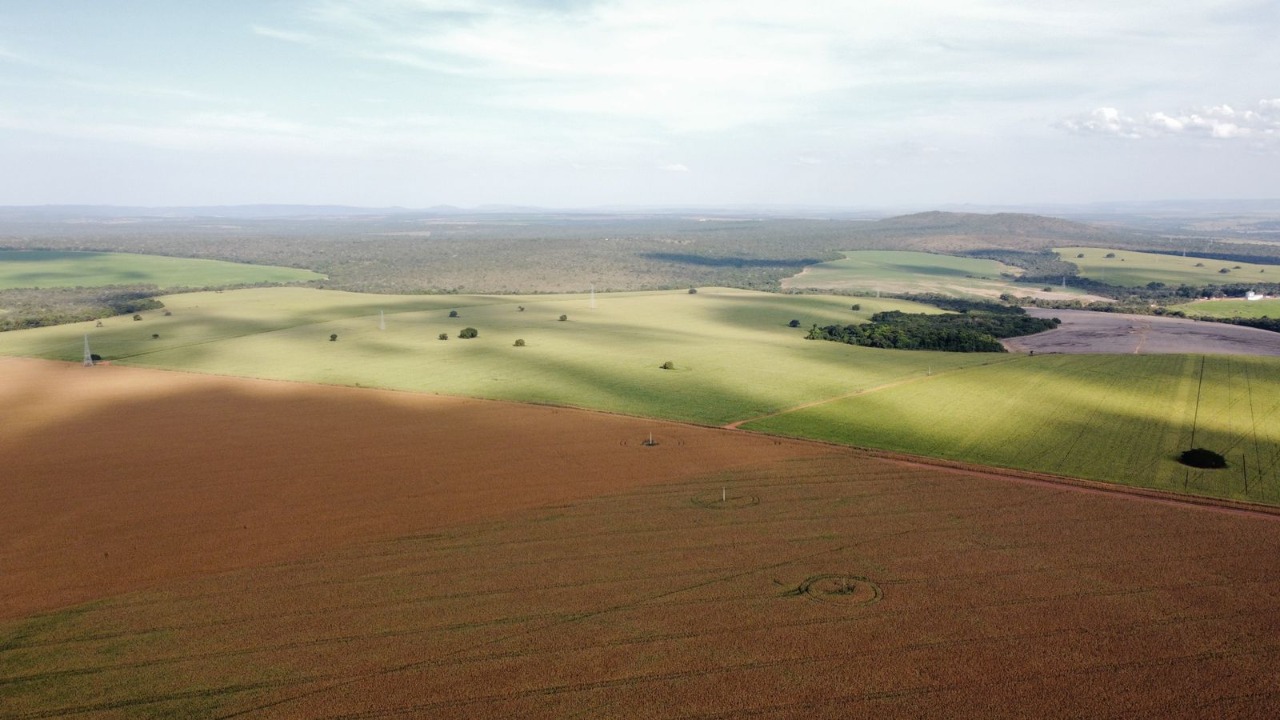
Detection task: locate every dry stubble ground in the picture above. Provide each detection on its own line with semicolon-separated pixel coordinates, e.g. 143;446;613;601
2;358;1280;718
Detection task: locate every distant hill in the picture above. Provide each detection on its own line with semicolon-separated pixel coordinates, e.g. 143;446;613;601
855;211;1154;252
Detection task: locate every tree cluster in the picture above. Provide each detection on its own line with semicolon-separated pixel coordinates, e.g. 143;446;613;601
0;285;164;331
807;309;1058;352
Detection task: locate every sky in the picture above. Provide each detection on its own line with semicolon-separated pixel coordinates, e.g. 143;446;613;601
0;0;1277;209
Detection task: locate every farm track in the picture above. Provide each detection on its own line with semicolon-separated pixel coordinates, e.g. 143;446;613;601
4;358;1280;718
721;356;1022;430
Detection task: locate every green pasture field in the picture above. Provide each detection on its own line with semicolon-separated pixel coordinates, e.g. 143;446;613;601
747;353;1280;504
1168;298;1280;319
0;250;324;289
1059;246;1278;287
781;250;1080;299
0;286;994;425
7;285;1280;503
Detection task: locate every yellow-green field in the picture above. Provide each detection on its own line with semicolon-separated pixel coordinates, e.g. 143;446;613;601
0;249;324;289
1059;246;1278;287
747;353;1280;504
1169;297;1280;319
0;287;990;425
5;285;1280;503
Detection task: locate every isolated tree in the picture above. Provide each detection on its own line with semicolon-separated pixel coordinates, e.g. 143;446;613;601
329;333;338;341
438;333;448;340
788;319;801;328
660;361;674;370
850;304;861;311
132;314;142;321
458;327;478;339
559;314;568;321
163;310;172;316
1076;253;1085;258
518;305;525;312
1104;252;1116;258
688;288;698;294
514;338;526;347
151;333;159;339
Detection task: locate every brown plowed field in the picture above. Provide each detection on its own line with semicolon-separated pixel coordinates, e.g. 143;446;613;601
3;357;1280;718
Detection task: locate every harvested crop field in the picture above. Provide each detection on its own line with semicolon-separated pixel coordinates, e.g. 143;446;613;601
1005;308;1280;356
4;358;1280;718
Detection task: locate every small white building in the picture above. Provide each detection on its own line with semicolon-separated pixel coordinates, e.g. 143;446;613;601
1245;291;1266;301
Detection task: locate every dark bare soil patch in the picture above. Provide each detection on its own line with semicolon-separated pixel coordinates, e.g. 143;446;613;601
1004;308;1280;355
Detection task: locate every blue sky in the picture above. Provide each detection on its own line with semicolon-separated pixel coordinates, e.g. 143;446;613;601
1;0;1277;208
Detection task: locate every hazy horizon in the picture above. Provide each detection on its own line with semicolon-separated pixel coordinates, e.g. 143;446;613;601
2;1;1277;208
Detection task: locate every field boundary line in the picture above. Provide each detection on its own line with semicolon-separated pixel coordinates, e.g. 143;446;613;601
722;355;1022;429
759;433;1280;520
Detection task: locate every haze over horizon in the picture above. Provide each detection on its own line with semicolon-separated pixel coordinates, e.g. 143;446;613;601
2;1;1278;209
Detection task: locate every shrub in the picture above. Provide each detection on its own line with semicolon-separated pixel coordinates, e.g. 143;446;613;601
163;310;172;316
514;338;525;347
1104;253;1116;258
458;327;478;339
1219;268;1230;274
90;353;102;362
559;314;568;321
151;333;159;339
518;306;525;312
438;333;448;340
1042;287;1052;292
329;333;337;341
132;314;142;321
449;309;458;318
788;319;801;328
660;361;675;370
1179;448;1226;469
1076;253;1085;258
850;304;861;311
688;288;697;294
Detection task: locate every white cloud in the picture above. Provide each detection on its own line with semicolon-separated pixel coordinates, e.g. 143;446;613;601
251;25;319;45
660;163;689;172
1059;99;1280;143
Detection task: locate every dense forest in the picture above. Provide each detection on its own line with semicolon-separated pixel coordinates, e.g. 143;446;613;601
0;286;163;331
807;306;1059;352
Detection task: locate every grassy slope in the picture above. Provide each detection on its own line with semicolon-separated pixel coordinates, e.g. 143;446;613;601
1168;298;1280;319
1059;246;1277;287
0;250;324;289
6;285;1280;503
747;353;1280;504
0;287;992;425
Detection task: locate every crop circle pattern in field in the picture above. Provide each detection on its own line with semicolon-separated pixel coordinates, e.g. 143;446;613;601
691;490;760;509
798;574;882;606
